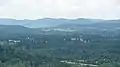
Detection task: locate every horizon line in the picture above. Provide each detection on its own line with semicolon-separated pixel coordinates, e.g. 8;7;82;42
0;17;119;20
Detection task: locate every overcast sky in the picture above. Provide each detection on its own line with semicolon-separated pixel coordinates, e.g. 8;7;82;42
0;0;120;19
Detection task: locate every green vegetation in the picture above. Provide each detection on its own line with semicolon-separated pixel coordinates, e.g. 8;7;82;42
0;33;120;67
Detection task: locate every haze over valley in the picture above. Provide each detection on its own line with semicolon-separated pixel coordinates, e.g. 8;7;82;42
0;0;120;67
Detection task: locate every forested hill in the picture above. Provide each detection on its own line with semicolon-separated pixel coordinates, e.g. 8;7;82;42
0;24;120;67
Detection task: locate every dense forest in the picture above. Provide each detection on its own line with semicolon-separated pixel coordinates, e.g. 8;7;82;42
0;31;120;67
0;24;120;67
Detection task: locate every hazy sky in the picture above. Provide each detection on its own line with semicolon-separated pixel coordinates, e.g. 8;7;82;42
0;0;120;19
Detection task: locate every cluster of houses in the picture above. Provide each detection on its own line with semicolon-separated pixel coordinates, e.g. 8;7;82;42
60;60;98;67
64;37;90;44
0;40;21;45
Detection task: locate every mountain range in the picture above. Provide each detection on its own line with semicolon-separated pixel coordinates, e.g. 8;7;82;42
0;18;120;37
0;18;109;28
0;18;119;34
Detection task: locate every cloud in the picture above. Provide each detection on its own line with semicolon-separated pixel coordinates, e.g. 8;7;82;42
0;0;120;19
0;0;9;6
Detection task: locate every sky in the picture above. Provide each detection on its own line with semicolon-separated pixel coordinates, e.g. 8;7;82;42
0;0;120;20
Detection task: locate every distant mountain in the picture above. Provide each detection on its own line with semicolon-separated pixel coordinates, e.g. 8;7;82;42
57;22;120;30
0;18;104;28
0;23;120;37
0;18;29;25
0;18;120;28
